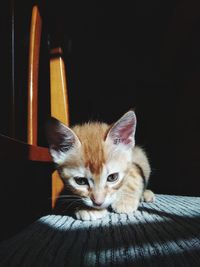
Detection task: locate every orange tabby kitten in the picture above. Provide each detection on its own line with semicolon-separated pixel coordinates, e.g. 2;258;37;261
46;111;154;220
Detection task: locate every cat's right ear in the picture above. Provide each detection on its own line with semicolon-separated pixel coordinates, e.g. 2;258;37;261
105;110;137;149
45;117;80;164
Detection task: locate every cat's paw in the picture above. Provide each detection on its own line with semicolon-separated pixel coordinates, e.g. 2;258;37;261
142;189;155;203
112;198;139;214
75;209;108;221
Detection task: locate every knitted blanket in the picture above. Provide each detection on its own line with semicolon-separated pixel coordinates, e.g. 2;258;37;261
0;194;200;267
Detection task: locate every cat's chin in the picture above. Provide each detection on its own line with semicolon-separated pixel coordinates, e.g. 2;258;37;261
92;205;107;210
86;203;107;210
88;197;116;210
84;202;110;210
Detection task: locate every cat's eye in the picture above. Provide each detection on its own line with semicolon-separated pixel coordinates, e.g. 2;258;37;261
74;177;89;186
107;173;119;183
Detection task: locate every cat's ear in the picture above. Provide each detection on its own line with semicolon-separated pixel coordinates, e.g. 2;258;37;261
46;117;80;164
106;110;136;148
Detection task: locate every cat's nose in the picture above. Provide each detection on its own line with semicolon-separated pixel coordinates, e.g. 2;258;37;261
91;195;104;206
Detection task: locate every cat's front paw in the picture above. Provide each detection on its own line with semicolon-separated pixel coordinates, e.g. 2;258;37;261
75;209;108;221
142;189;155;203
112;198;139;214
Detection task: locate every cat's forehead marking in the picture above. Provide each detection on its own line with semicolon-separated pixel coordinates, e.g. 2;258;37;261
73;122;109;176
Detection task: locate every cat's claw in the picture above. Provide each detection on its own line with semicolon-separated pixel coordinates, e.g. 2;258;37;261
75;209;108;221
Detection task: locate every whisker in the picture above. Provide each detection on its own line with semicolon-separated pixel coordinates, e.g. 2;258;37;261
59;199;82;204
56;195;82;199
49;195;82;200
62;199;82;213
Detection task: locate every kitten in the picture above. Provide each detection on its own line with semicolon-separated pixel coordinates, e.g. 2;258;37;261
46;111;155;220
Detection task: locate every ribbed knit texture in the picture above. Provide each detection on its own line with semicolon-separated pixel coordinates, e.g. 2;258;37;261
0;194;200;267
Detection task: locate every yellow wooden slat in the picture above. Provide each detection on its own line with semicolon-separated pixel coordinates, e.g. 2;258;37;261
50;47;70;208
27;6;42;145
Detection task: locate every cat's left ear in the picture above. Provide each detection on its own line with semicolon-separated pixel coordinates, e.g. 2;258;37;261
106;110;136;148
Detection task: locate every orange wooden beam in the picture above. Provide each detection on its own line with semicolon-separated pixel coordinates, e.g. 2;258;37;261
50;47;70;208
0;134;51;162
27;6;42;146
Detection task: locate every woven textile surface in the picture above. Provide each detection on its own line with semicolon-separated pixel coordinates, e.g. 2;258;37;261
0;194;200;267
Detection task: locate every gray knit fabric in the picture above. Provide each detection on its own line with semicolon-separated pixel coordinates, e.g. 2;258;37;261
0;194;200;267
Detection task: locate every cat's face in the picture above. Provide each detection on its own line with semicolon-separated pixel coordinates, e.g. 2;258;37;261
46;111;136;209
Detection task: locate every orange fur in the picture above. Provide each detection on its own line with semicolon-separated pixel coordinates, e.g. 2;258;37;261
72;123;109;175
47;111;154;220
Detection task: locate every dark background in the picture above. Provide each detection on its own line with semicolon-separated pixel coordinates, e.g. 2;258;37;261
1;0;200;196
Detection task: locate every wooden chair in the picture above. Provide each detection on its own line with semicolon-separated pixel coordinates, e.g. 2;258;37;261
0;5;67;240
28;5;68;208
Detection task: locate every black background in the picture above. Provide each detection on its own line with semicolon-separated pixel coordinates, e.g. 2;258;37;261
49;0;200;196
1;0;200;196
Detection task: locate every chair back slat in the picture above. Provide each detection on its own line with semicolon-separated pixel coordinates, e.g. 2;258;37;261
28;6;69;208
27;5;42;145
50;47;70;208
